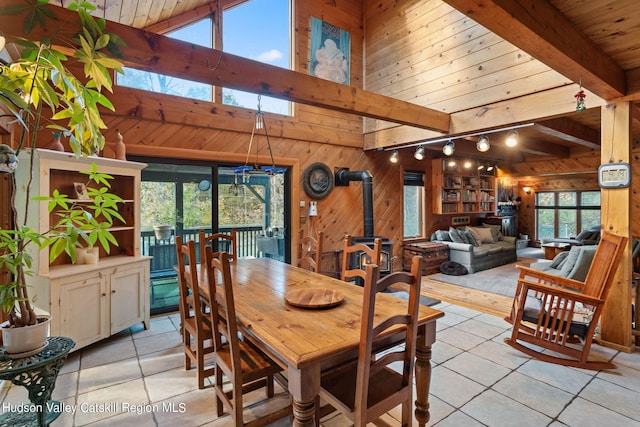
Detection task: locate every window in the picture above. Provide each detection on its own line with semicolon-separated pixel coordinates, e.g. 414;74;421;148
117;0;292;115
535;191;600;240
403;172;425;238
118;19;214;101
222;0;291;115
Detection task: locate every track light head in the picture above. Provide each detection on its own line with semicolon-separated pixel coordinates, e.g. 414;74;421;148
442;140;455;156
414;145;425;160
505;130;519;147
390;150;399;163
476;135;490;152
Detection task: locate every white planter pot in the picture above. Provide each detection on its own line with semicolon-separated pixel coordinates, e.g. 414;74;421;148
1;315;51;355
153;225;173;241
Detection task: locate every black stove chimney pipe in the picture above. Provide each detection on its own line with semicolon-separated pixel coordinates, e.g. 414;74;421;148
335;169;374;237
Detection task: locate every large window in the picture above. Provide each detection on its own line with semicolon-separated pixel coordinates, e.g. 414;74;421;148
403;172;425;238
222;0;291;115
117;0;291;115
118;19;214;101
536;191;600;240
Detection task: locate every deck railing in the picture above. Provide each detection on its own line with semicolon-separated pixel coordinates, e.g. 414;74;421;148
141;226;264;275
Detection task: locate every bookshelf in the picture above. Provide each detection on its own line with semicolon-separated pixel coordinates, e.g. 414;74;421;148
432;159;496;215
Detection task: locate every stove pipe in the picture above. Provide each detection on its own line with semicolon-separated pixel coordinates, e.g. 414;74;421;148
335;169;374;237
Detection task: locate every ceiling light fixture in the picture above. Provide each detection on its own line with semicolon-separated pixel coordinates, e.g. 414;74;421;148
505;130;519;147
486;165;495;172
414;145;425;160
442;140;455;156
390;150;399;163
476;135;490;152
464;161;472;169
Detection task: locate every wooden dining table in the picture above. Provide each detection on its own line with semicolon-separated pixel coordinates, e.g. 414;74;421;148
196;257;444;426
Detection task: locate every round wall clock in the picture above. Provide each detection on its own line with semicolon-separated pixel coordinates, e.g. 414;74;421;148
303;162;334;199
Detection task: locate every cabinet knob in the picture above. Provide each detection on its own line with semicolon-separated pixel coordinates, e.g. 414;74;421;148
101;293;106;296
112;290;116;294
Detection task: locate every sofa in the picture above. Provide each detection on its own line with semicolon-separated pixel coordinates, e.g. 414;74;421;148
431;225;517;274
532;238;640;281
540;226;600;247
530;245;597;281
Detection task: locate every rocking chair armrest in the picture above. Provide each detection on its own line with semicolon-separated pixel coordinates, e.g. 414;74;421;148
516;265;586;291
517;277;604;306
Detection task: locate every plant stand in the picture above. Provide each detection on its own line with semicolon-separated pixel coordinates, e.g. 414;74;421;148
0;336;75;426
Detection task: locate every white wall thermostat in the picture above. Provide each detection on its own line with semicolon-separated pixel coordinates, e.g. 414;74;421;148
598;162;631;188
309;201;318;216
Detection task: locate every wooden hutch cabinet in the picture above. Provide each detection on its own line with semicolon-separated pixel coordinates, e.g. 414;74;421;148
16;149;150;351
432;159;496;214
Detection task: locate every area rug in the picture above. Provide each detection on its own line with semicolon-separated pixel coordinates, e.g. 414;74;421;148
428;261;527;297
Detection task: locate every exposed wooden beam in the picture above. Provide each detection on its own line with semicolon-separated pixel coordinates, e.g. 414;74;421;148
442;0;626;100
0;1;450;134
534;118;600;149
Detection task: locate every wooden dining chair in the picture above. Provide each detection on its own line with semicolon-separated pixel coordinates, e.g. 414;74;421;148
203;247;292;426
504;230;627;370
199;228;237;263
341;234;382;283
297;229;324;273
174;236;214;389
320;255;423;426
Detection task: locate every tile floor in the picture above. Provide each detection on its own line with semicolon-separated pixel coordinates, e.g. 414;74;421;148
2;301;640;426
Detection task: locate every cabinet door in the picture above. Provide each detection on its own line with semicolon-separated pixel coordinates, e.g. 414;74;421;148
57;275;108;349
110;264;147;333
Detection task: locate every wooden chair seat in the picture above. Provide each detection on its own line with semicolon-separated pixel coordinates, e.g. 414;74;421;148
504;230;627;370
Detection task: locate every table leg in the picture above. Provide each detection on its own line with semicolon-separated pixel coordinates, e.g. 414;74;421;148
414;322;436;427
288;364;320;427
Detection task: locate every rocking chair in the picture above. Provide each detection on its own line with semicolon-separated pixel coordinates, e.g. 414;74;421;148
505;230;627;370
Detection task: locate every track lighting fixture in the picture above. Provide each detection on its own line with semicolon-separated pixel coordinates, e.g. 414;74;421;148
486;165;495;172
442;140;455;156
505;130;519;147
414;145;425;160
476;135;490;152
390;150;399;163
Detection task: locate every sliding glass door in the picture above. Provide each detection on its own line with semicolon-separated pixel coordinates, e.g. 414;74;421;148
132;157;290;315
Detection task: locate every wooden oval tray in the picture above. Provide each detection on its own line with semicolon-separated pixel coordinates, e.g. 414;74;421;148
285;288;344;309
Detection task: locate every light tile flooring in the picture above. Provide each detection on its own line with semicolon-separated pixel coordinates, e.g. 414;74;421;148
2;301;640;426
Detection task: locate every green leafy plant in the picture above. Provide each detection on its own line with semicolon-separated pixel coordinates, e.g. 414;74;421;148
0;0;125;327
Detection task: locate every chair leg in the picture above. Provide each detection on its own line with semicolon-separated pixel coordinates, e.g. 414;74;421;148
184;331;192;370
267;374;274;397
196;335;205;389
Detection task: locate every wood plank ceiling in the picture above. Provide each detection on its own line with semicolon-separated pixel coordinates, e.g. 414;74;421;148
47;0;640;164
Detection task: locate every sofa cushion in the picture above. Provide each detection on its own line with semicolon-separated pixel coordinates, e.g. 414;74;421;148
558;246;582;277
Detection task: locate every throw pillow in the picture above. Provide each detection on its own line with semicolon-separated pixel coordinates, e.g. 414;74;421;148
464;229;480;247
435;229;452;241
481;223;504;241
469;226;494;244
549;251;569;268
449;227;464;243
459;229;472;244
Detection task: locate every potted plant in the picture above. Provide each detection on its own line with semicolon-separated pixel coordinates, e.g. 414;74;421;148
0;0;125;354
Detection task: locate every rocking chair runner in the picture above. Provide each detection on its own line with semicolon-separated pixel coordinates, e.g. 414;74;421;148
505;230;627;370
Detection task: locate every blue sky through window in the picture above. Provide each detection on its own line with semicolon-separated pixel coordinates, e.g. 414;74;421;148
222;0;290;115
